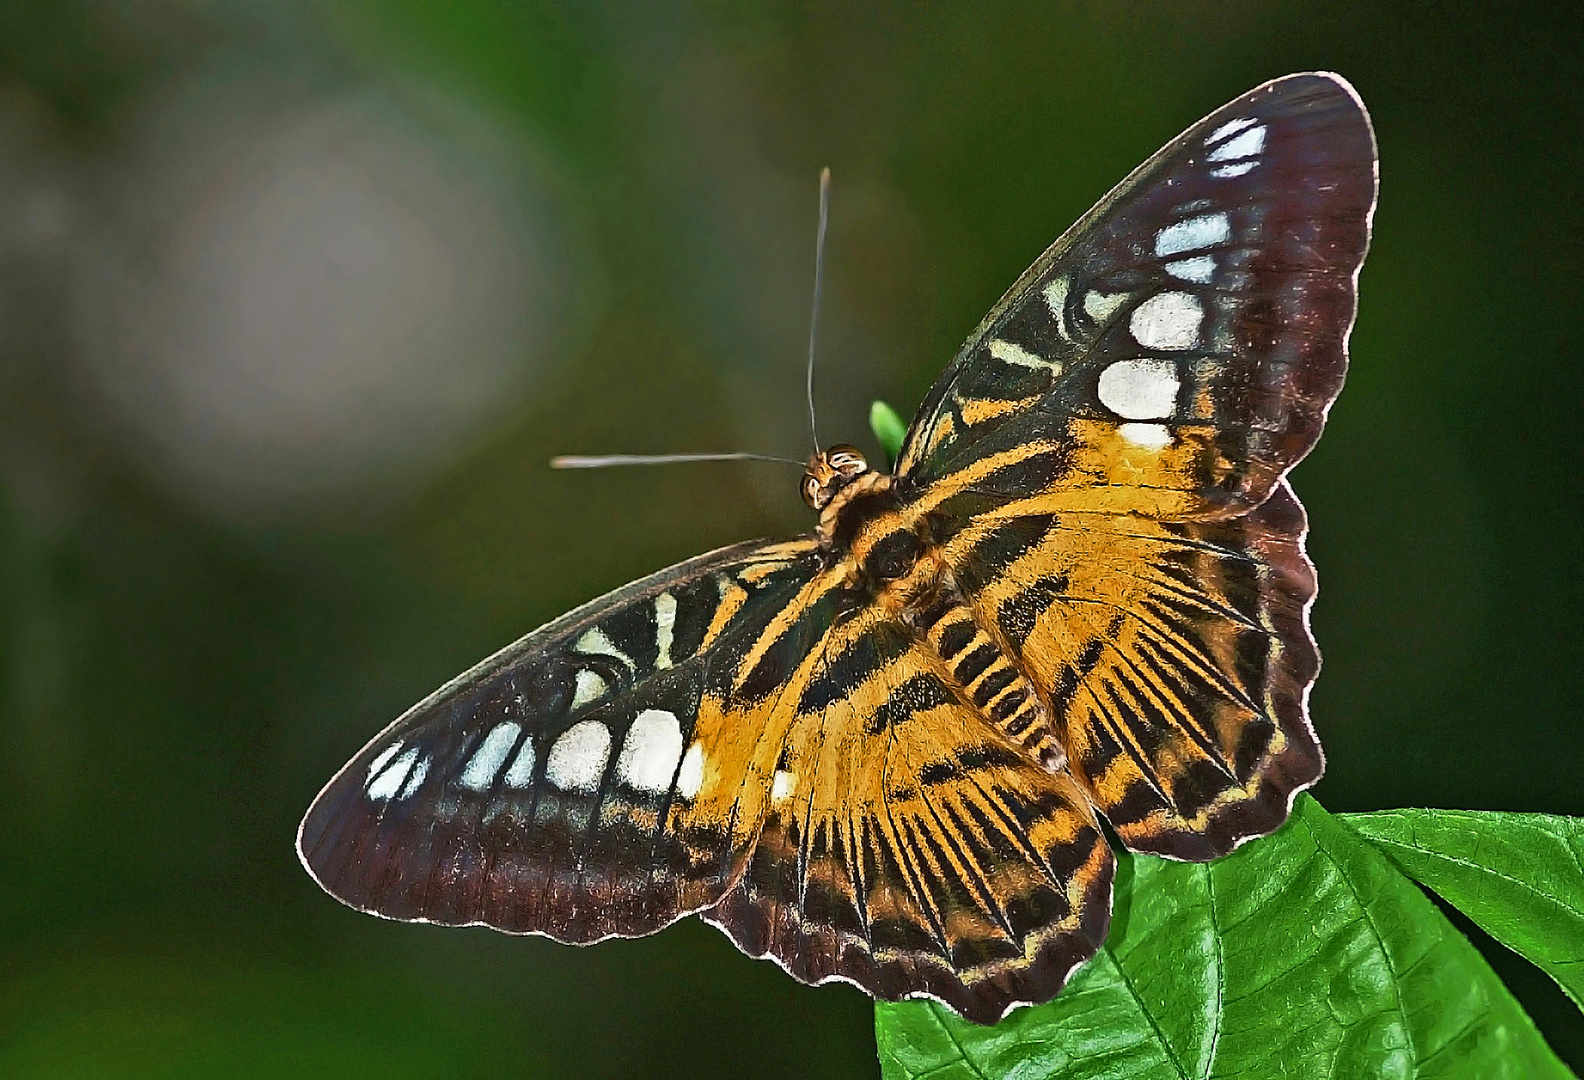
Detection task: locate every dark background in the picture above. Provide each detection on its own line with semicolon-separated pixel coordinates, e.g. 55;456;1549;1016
3;3;1580;1076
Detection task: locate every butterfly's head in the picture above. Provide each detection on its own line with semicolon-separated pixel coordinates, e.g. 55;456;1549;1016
802;444;871;510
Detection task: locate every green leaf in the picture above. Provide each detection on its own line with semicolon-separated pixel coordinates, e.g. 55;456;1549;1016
870;400;907;463
875;796;1573;1080
1341;809;1584;1011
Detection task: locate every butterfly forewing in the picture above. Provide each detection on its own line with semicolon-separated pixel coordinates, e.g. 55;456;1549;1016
298;537;823;941
897;72;1376;519
299;72;1376;1025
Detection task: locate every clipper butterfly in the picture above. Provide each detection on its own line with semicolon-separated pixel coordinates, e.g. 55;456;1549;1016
299;72;1377;1023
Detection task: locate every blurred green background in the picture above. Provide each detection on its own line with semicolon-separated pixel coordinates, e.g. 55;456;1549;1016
2;3;1580;1077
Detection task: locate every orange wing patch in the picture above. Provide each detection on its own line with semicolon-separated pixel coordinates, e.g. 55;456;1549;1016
701;606;1113;1023
943;478;1321;860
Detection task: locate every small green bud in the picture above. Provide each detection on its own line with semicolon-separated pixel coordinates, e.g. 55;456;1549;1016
869;401;907;463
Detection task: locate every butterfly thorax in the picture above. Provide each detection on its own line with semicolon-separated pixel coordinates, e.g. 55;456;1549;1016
808;455;1067;772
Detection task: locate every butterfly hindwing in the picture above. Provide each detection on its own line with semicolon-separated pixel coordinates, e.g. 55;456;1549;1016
933;478;1320;859
699;602;1114;1024
896;73;1376;521
297;537;824;942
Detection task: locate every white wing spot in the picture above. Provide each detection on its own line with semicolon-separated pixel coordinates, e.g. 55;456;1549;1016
459;722;523;792
574;626;633;670
365;742;402;784
546;719;612;793
1207;117;1257;145
1155;212;1230;258
676;742;706;799
771;769;796;803
1208;123;1266;163
1082;290;1128;323
1165;256;1217;284
988;339;1054;370
653;592;677;670
1118;422;1173;449
1212;161;1257;179
367;746;419;800
1041;275;1071;339
570;669;608;711
397;755;430;800
504;739;537;787
1098;359;1180;420
1130;291;1203;350
616;708;685;793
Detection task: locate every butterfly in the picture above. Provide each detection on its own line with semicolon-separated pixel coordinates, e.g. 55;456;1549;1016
298;72;1377;1024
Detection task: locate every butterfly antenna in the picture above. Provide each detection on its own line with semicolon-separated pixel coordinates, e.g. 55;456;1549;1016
806;166;831;454
550;452;804;469
555;169;832;474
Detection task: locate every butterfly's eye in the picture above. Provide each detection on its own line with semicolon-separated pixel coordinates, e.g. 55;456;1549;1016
802;475;828;509
825;445;868;477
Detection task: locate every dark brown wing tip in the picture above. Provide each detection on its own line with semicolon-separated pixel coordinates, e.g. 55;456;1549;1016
1224;73;1379;506
296;756;379;910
